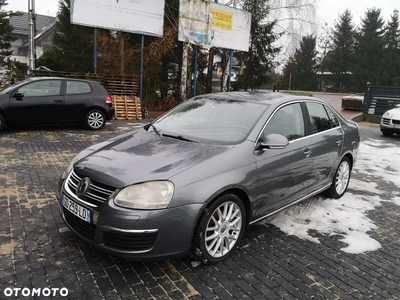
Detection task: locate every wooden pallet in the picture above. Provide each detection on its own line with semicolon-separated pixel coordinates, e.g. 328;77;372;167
112;96;142;120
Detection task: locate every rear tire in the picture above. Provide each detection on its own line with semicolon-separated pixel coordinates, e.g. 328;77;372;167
381;130;393;137
324;157;351;199
85;110;105;130
0;113;4;131
192;194;246;264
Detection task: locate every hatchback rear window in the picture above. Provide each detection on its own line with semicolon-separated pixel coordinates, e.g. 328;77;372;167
67;81;91;94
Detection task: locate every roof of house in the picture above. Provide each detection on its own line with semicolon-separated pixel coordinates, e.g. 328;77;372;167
10;11;56;36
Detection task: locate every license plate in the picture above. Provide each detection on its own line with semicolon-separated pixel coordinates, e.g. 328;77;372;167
61;194;91;223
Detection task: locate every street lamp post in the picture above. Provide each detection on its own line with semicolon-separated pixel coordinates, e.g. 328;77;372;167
28;0;36;72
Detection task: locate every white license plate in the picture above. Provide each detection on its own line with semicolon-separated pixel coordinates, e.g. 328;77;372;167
62;194;91;223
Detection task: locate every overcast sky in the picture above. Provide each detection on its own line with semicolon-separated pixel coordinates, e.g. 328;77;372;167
317;0;399;28
7;0;399;27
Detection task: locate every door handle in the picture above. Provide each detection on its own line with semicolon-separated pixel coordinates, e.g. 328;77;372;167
336;140;342;146
54;99;63;103
303;148;312;157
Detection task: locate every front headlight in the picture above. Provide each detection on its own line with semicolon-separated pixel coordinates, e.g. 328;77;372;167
114;181;174;210
383;111;393;118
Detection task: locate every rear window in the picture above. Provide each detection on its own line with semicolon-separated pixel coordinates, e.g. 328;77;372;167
66;81;91;94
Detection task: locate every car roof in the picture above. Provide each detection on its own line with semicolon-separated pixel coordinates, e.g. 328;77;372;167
23;77;98;84
198;91;320;106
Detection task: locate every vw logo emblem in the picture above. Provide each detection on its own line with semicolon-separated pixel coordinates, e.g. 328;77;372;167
76;177;91;197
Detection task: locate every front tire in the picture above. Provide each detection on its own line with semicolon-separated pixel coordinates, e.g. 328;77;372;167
192;194;246;264
85;110;105;130
324;157;351;199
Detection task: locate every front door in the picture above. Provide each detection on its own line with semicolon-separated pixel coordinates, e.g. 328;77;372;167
254;102;313;218
8;79;64;123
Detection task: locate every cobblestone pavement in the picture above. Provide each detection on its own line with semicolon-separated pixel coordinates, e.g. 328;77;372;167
0;120;400;300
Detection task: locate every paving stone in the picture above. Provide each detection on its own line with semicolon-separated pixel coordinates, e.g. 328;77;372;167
2;121;400;300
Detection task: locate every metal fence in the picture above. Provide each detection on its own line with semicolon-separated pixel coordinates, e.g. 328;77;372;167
363;85;400;115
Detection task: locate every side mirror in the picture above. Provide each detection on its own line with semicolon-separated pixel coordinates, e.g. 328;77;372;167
14;92;25;100
258;133;289;150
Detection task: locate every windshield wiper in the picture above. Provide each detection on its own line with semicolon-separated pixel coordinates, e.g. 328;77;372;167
148;124;162;136
162;133;197;143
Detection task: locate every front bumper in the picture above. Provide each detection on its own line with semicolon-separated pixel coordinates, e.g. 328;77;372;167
58;178;202;261
380;119;400;134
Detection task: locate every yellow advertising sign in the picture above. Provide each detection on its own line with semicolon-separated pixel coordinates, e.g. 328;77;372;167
211;9;233;30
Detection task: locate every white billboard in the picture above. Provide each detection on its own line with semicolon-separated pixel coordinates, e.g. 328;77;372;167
178;0;251;52
70;0;165;37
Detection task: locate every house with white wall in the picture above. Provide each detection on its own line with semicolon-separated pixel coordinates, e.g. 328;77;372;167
10;11;56;65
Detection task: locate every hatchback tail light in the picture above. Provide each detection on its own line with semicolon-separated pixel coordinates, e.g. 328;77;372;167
106;96;113;104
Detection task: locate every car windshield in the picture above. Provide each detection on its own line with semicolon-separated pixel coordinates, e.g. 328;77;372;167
152;97;268;144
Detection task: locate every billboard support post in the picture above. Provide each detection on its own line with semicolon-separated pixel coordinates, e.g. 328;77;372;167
94;28;98;74
140;35;144;103
194;46;198;97
228;50;233;91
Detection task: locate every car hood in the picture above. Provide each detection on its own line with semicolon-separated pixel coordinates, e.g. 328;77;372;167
390;108;400;119
74;128;234;188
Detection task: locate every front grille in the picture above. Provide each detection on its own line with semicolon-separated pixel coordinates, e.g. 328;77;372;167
67;170;116;206
382;118;390;125
393;119;400;125
103;231;158;251
63;208;96;241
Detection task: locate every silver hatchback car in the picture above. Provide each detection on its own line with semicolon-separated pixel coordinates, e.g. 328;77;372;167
58;92;360;264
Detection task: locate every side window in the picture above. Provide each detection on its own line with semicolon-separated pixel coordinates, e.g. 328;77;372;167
18;80;61;97
325;106;340;128
263;103;305;141
306;102;331;133
66;81;91;94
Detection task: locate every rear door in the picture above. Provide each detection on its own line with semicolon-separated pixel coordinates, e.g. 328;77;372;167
254;102;314;217
8;79;64;123
304;102;344;189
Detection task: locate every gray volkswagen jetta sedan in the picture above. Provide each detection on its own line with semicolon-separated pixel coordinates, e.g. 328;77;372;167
58;92;360;264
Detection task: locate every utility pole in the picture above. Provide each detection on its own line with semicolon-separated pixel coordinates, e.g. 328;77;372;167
28;0;36;72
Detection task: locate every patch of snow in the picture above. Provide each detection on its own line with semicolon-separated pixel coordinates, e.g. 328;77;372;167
264;138;400;254
126;123;144;127
348;179;379;194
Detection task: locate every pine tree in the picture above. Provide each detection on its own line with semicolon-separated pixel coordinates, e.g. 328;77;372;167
383;10;400;86
353;8;386;91
37;0;94;72
328;9;355;92
281;56;296;90
234;0;281;91
0;0;19;85
282;35;318;91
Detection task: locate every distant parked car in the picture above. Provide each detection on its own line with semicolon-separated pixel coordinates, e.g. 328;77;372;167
0;77;114;131
58;92;360;264
380;104;400;136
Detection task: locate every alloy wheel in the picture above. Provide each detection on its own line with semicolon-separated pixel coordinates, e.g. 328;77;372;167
335;160;350;195
204;201;243;258
88;112;104;129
